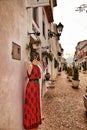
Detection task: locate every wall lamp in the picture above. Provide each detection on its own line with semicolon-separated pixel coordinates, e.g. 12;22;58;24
57;22;64;34
28;31;40;36
48;22;64;39
48;29;61;39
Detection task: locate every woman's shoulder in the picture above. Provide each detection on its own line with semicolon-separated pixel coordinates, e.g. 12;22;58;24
25;61;33;75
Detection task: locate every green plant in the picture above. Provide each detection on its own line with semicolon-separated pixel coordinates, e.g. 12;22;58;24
83;66;86;71
73;67;79;80
32;40;41;46
54;58;59;68
42;51;48;56
67;67;69;74
47;52;53;62
85;86;87;94
26;44;31;50
58;67;61;72
42;51;53;62
86;86;87;93
68;67;73;76
26;40;41;50
82;62;87;71
63;64;67;71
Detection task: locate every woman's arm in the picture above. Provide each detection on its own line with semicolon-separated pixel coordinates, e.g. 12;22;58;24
26;61;33;75
27;63;32;75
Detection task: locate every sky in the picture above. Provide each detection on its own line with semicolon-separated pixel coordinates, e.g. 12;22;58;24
53;0;87;59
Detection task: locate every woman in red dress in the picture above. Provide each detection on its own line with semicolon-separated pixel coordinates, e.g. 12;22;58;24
24;52;42;130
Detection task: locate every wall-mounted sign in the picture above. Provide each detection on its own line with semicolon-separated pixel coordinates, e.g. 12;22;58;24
12;42;21;60
27;0;50;8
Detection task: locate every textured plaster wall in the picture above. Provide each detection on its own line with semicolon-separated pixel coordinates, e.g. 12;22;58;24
0;0;27;130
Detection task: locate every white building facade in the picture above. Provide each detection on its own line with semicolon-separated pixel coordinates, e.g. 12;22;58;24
0;0;58;129
74;40;87;71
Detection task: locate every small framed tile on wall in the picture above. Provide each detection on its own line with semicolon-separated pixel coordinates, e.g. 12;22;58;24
12;42;21;60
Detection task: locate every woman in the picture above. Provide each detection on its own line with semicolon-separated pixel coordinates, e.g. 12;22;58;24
24;52;42;130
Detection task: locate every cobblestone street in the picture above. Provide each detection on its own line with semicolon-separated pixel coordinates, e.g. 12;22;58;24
39;71;87;130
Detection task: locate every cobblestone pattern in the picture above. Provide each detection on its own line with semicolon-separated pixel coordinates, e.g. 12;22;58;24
39;72;87;130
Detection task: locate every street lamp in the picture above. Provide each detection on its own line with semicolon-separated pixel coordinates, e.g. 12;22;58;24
28;31;40;36
48;22;64;39
57;22;64;36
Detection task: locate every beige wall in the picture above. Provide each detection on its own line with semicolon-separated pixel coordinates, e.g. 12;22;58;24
49;23;58;79
0;0;27;130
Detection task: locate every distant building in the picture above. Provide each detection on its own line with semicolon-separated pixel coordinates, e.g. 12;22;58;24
74;40;87;70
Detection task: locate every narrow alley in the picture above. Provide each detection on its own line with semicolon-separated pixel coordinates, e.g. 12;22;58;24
39;71;87;130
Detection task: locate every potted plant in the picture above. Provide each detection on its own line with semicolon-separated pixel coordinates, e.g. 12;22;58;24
45;69;50;81
72;67;80;88
63;64;68;74
83;86;87;111
47;52;53;62
58;67;61;75
26;44;30;50
42;51;48;57
66;67;70;79
83;65;86;74
54;58;59;68
68;67;73;82
26;40;41;50
42;51;53;62
32;40;41;49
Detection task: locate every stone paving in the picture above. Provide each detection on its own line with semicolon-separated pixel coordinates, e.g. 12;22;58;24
39;71;87;130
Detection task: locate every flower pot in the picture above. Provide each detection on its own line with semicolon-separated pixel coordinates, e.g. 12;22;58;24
58;71;61;75
68;76;72;82
45;73;50;81
83;95;87;110
72;79;80;88
33;44;40;49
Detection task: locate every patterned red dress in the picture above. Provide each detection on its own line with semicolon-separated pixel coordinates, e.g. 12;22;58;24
24;64;42;130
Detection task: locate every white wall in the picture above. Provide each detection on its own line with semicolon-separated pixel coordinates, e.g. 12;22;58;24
0;0;27;129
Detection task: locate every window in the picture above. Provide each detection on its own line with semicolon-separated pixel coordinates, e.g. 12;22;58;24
42;10;45;37
42;21;45;37
33;7;39;26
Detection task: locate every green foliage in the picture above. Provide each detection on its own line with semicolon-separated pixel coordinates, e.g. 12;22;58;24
73;67;79;80
47;53;53;61
86;86;87;93
26;40;41;50
67;67;70;74
63;64;68;71
42;51;53;62
82;62;87;71
68;67;73;76
42;51;48;56
58;67;61;72
83;65;86;71
26;44;30;50
54;58;59;68
32;40;41;46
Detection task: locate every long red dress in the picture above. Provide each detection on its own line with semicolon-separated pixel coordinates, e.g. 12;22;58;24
24;64;42;130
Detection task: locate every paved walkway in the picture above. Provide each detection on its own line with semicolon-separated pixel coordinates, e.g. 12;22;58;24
39;71;87;130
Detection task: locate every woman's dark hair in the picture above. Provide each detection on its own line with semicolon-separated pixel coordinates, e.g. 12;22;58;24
30;51;40;62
